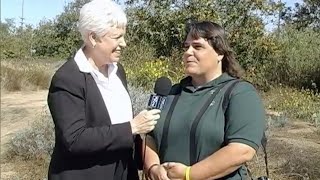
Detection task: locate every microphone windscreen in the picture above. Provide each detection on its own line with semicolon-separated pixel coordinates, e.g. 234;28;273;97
154;77;172;96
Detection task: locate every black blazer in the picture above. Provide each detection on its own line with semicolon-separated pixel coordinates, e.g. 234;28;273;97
47;59;139;180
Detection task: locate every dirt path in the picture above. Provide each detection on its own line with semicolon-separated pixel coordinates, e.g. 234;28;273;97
272;121;320;149
250;121;320;180
1;90;48;179
1;90;48;154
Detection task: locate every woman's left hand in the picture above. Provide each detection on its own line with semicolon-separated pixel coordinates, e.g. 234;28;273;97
162;162;187;180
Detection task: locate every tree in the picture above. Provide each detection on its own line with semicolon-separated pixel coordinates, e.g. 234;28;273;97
32;0;90;58
32;19;60;57
124;0;287;89
282;0;320;30
125;0;279;64
1;19;16;58
54;0;91;57
0;18;33;58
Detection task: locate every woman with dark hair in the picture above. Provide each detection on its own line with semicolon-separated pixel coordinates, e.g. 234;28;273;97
143;21;266;180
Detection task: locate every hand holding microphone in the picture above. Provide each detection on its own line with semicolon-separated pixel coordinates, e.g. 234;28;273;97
130;77;172;135
130;109;161;135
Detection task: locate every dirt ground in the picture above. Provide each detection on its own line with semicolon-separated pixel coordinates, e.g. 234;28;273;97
1;90;320;180
1;90;48;149
252;121;320;180
1;90;48;179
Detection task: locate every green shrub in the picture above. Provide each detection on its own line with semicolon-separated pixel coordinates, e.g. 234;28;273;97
242;27;320;92
266;113;288;128
276;26;320;90
263;86;320;121
127;59;184;90
242;35;284;91
312;111;320;127
7;108;54;159
122;42;184;90
127;60;167;88
128;84;150;115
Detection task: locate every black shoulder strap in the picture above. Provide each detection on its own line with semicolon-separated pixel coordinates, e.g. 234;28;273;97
159;94;180;161
222;80;242;112
169;84;183;95
222;80;269;179
261;133;269;178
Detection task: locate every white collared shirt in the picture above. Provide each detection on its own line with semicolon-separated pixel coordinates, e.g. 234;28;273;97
74;48;133;124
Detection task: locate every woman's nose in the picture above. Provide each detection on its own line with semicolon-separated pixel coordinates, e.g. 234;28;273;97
119;37;126;47
185;46;193;55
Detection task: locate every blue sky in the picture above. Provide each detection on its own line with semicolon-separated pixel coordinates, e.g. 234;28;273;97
1;0;125;27
1;0;69;27
1;0;302;28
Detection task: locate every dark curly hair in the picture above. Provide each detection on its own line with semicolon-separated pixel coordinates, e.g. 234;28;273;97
185;21;244;78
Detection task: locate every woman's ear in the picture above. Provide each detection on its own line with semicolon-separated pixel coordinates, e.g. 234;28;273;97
217;55;224;63
88;32;97;48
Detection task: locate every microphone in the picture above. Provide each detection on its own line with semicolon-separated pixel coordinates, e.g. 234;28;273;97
147;76;172;110
141;77;172;176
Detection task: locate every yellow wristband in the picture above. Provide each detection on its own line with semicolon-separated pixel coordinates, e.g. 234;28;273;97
185;166;191;180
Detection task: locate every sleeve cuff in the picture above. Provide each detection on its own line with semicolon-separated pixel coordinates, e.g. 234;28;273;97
113;122;135;149
228;138;260;151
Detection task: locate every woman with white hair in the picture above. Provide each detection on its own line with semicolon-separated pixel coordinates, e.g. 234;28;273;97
47;0;160;179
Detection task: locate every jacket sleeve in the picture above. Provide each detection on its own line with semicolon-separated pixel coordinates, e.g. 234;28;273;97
47;72;134;154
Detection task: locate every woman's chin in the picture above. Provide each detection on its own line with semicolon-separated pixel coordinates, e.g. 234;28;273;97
185;68;198;76
109;57;120;63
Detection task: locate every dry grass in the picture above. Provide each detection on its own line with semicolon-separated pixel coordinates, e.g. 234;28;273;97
1;154;49;180
0;58;62;92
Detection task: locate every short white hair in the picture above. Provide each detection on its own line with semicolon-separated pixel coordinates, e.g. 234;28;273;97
78;0;127;41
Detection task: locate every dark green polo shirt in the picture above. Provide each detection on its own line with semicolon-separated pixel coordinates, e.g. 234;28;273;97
150;73;266;179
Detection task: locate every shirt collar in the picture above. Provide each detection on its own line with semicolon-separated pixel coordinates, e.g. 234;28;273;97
181;73;234;92
74;48;93;73
74;48;118;79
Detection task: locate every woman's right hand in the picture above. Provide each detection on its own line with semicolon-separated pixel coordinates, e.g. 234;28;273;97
149;164;170;180
130;109;161;135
